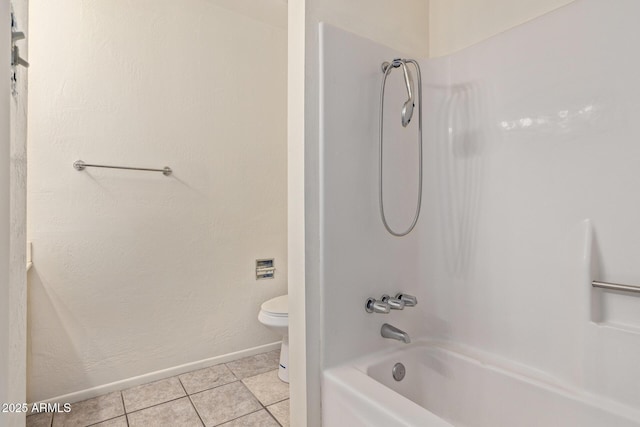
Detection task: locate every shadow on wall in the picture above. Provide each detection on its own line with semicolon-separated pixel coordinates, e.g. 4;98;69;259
589;228;605;323
434;82;490;279
27;270;87;402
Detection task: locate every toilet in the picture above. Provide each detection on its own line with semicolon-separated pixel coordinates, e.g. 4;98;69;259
258;294;289;383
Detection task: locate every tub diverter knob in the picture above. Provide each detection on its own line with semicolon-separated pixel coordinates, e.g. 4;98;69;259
395;293;417;307
365;298;391;314
381;294;405;310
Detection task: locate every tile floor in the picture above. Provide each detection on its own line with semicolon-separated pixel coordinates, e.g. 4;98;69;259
26;350;289;427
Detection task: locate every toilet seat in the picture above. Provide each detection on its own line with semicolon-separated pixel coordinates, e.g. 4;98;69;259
260;295;288;317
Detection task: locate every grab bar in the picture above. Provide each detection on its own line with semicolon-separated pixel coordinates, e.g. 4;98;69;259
73;160;172;176
592;280;640;294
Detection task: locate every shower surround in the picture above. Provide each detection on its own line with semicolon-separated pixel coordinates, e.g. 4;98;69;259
319;0;640;424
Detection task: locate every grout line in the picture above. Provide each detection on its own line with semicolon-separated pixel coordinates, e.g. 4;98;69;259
265;399;289;427
223;362;236;379
265;397;289;408
241;373;289;409
179;364;240;395
119;391;127;417
44;349;281;427
179;376;206;427
212;408;264;426
240;371;289;410
85;414;127;427
240;368;281;383
120;392;130;427
235;380;264;407
223;349;281;380
124;396;186;416
187;379;242;398
177;376;188;396
264;407;284;427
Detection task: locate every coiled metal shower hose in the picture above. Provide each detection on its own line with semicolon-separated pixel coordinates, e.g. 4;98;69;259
378;59;423;237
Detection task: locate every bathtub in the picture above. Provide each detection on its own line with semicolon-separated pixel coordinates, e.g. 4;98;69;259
322;342;640;427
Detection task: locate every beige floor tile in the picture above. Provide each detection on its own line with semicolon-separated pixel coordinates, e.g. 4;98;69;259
26;411;53;427
52;392;124;427
218;409;280;427
122;376;185;413
190;382;261;427
267;399;289;427
179;364;237;394
89;415;128;427
128;397;202;427
225;350;280;379
242;370;289;406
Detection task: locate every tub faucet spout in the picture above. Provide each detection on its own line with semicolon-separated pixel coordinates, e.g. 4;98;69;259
381;323;410;344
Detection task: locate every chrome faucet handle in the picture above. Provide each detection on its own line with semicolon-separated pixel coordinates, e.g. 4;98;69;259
365;298;391;314
395;293;417;307
381;294;405;310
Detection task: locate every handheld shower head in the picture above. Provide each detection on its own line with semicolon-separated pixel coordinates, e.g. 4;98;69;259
400;61;415;127
381;58;417;128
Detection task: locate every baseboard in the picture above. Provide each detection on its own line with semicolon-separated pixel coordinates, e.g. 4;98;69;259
34;341;281;405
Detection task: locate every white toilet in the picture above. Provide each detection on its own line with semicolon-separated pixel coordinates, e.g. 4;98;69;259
258;294;289;383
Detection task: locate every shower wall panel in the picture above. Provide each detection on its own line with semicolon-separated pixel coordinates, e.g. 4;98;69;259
419;0;640;409
319;24;435;369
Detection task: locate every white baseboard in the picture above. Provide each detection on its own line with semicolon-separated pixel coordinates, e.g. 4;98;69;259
34;341;282;405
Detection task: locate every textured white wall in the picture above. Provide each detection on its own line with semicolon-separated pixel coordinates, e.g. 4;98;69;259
27;0;287;402
310;0;429;58
207;0;287;29
0;1;29;426
8;0;28;425
0;0;12;423
430;0;576;56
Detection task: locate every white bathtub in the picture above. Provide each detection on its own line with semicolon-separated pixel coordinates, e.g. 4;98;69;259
322;342;640;427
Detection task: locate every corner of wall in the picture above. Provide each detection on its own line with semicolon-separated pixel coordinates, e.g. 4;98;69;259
429;0;576;57
0;0;12;414
288;0;310;425
311;0;429;58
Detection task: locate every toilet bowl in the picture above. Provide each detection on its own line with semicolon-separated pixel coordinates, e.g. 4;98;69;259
258;294;289;383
